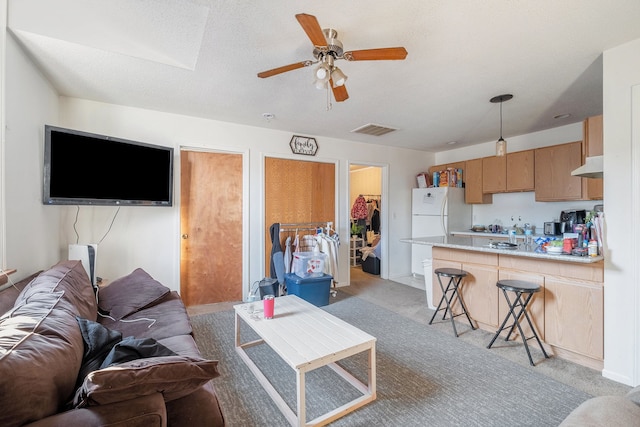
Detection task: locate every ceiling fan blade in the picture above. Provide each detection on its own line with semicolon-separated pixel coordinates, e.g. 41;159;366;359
343;47;408;61
331;81;349;102
257;61;312;78
295;13;328;48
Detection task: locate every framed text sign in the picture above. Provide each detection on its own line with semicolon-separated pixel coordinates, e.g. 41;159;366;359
289;135;318;156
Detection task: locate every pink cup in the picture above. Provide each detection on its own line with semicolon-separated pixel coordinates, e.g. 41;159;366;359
263;295;275;319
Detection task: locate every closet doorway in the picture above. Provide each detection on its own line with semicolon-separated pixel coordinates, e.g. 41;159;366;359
180;149;243;306
349;164;383;279
264;157;335;276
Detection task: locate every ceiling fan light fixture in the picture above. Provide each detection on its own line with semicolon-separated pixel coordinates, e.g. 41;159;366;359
490;94;513;157
314;79;328;90
315;63;330;80
331;67;347;87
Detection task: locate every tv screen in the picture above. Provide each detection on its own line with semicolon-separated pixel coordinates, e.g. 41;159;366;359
43;125;174;206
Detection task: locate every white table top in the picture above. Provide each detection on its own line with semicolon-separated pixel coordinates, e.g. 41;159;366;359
234;295;376;370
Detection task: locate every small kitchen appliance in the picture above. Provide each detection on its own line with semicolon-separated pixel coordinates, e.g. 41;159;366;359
559;209;586;233
544;222;562;236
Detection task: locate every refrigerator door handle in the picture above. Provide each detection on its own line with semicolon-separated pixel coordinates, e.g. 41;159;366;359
440;193;448;235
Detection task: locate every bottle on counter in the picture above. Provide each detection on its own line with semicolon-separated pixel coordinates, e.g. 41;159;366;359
524;229;533;246
508;229;517;244
588;239;598;257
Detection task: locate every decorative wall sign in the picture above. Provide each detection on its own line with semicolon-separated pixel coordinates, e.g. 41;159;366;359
289;135;318;156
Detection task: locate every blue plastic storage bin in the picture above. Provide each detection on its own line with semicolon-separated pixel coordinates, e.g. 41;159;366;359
284;273;332;307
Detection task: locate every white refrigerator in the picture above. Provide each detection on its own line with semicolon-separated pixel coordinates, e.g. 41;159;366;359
411;187;472;276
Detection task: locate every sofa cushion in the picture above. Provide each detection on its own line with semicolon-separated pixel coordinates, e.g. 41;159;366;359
0;260;96;427
97;268;170;320
99;291;193;340
74;355;220;407
0;270;42;315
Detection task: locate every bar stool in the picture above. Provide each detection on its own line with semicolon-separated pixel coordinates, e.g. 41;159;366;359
487;279;550;366
429;268;476;337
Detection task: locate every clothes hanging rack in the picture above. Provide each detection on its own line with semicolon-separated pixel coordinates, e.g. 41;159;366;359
278;221;334;234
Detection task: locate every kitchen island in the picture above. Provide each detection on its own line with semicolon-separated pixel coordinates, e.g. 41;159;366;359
401;234;604;369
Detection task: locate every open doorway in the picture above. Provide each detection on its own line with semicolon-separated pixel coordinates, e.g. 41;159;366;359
349;164;384;284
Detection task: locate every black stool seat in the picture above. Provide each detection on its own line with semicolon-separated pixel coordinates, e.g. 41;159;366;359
429;268;476;337
496;279;540;293
487;279;550;366
433;268;468;278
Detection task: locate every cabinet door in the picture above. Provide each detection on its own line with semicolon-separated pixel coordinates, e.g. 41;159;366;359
460;263;499;328
506;150;535;191
544;277;603;359
534;141;583;201
582;115;603;200
497;270;545;341
482;156;507;193
465;158;492;204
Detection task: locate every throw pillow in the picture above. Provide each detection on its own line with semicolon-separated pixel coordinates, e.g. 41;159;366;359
74;355;220;407
97;268;170;320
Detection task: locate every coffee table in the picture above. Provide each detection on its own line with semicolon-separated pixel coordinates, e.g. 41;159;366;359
234;294;376;426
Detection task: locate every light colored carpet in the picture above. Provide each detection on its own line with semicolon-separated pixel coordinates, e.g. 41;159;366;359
190;289;599;426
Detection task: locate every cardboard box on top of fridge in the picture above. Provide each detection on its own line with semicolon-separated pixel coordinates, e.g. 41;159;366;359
416;173;430;188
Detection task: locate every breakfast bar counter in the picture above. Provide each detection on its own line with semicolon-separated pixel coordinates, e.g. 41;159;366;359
400;235;604;263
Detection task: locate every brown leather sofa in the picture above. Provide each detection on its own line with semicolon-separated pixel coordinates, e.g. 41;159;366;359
0;260;225;427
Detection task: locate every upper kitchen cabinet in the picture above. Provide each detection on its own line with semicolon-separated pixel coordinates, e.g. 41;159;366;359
535;141;584;201
465;158;492;204
581;115;603;200
482;150;534;194
482;155;507;193
507;150;535;192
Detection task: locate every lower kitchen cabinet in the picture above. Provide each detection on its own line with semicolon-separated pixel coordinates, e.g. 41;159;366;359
544;277;604;361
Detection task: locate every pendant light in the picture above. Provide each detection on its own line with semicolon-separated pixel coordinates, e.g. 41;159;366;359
490;94;513;157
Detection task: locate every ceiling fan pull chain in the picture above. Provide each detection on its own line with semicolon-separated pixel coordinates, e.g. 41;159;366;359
326;84;332;111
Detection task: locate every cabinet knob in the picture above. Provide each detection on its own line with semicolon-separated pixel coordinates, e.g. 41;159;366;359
182;234;189;239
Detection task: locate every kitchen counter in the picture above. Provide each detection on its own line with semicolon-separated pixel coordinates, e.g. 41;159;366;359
400;235;603;263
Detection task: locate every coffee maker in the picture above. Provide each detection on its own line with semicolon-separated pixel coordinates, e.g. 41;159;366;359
559;209;586;233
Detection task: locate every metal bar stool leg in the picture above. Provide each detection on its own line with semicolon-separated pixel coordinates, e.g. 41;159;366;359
487;280;550;366
429;268;475;337
429;274;458;336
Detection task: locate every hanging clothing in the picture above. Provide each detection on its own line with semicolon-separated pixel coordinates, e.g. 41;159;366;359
284;236;292;274
351;195;368;220
269;223;284;281
316;233;339;284
371;208;380;233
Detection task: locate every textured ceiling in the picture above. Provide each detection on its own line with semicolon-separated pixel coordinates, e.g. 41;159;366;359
8;0;640;152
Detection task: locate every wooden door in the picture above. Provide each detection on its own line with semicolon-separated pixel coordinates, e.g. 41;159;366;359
180;150;243;306
264;158;335;275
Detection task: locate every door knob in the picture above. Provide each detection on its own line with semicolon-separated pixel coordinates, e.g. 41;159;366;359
182;234;188;239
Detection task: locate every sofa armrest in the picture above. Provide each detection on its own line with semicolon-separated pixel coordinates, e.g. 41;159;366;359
22;393;166;427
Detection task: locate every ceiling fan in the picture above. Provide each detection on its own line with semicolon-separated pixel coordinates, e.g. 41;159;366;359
257;13;408;103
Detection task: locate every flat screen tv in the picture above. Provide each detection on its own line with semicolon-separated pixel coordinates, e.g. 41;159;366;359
43;125;174;206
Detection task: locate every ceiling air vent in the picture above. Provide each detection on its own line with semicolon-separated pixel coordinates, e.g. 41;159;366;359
351;123;398;136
